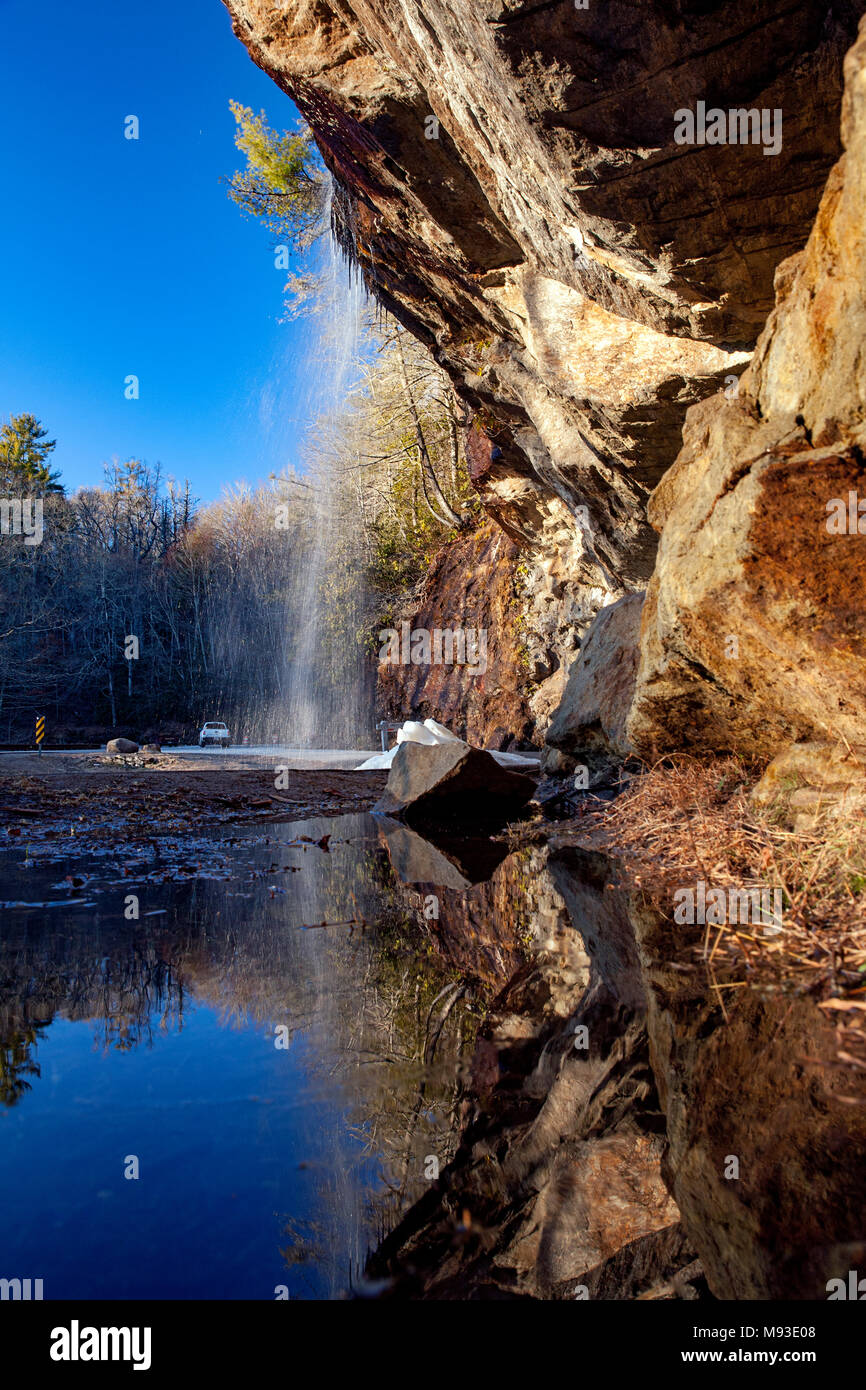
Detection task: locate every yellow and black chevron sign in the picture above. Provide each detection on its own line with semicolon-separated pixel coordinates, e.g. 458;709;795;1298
35;715;45;746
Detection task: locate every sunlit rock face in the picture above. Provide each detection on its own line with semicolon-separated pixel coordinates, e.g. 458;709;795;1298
543;591;644;777
225;0;861;741
629;22;866;759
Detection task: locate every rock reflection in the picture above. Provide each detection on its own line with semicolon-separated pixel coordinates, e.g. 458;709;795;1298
373;827;866;1301
3;812;861;1299
371;838;695;1299
631;896;866;1300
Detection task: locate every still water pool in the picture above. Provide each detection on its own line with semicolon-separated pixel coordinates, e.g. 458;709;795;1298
0;814;479;1299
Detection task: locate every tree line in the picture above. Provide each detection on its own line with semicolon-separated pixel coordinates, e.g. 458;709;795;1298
0;325;477;745
0;102;481;745
0;423;322;742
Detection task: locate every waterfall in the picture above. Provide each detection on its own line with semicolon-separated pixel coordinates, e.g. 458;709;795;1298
217;177;375;751
280;180;372;748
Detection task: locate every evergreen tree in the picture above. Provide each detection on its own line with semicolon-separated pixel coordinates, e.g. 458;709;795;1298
226;101;325;247
0;413;63;494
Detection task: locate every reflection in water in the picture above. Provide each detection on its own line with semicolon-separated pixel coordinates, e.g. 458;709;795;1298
369;840;866;1301
0;813;491;1299
0;1026;46;1107
7;809;855;1301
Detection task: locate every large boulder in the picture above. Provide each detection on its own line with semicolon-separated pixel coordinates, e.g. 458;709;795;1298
629;22;866;761
106;738;139;755
543;592;644;778
374;738;535;826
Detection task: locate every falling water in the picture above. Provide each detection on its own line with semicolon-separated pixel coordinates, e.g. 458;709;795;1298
218;178;376;749
280;180;373;747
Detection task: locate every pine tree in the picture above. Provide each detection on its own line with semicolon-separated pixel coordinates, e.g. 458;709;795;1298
0;413;63;494
226;101;325;246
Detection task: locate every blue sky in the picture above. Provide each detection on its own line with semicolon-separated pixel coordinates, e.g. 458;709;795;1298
0;0;316;502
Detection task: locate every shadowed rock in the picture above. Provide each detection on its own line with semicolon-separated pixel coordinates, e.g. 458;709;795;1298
544;591;644;780
374;739;536;827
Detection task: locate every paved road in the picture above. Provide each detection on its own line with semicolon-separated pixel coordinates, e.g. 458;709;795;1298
167;745;380;766
0;744;541;771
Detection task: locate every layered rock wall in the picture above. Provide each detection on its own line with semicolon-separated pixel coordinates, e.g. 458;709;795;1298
226;0;864;742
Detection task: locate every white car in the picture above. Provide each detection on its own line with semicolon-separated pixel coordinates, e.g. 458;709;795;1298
199;721;230;749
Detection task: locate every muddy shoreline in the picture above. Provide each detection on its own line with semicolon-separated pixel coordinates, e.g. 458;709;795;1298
0;752;388;848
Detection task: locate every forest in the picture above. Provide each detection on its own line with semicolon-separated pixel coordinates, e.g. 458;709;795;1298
0;324;477;744
0;105;483;746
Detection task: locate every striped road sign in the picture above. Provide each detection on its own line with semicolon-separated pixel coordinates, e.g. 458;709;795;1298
35;715;45;747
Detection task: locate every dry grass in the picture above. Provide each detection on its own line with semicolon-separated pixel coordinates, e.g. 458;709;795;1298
584;755;866;1005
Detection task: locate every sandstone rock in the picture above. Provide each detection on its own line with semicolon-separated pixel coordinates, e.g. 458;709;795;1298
376;520;539;749
752;741;866;802
106;738;139;755
629;20;866;761
544;592;644;777
374;737;535;826
140;743;162;755
227;0;860;744
750;740;866;829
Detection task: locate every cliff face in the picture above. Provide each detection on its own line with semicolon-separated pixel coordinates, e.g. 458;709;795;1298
628;24;866;758
226;0;864;743
376;520;537;749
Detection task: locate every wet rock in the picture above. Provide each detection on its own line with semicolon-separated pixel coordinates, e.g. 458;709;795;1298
544;592;644;779
374;738;535;827
106;738;139;755
629;22;866;760
376;521;538;749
